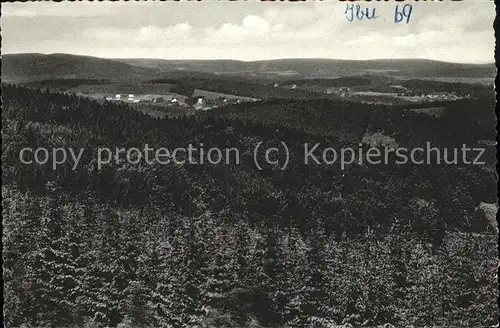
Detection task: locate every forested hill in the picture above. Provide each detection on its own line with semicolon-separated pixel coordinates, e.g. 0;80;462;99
212;97;496;148
2;53;157;82
2;84;498;327
118;57;496;78
3;53;495;83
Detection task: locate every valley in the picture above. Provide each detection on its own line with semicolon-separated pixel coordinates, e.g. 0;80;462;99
2;52;497;328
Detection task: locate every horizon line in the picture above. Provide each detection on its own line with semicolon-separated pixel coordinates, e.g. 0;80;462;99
2;52;495;66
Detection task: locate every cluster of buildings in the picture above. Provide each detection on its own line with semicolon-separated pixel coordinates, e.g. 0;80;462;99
326;87;352;97
418;92;470;101
276;83;298;90
105;94;183;106
105;94;139;103
103;92;259;111
325;85;470;102
190;96;254;111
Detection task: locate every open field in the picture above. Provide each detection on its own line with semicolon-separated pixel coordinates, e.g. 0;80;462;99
192;88;260;101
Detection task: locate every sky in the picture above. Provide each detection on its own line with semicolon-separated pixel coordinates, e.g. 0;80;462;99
1;1;495;63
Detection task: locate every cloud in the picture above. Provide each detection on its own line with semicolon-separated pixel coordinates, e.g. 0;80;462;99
1;1;495;63
203;9;340;47
2;2;124;17
83;23;192;45
262;6;317;27
205;15;275;44
3;8;37;18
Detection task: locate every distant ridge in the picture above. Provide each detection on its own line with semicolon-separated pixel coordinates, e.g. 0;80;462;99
2;53;157;82
115;56;493;65
2;53;495;82
117;57;495;79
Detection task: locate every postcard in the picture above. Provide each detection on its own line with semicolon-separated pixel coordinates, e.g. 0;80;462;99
2;1;497;327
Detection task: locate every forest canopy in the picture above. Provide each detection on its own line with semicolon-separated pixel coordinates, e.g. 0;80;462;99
2;84;498;328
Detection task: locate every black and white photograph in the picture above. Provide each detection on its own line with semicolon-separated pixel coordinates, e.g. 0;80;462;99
1;1;498;327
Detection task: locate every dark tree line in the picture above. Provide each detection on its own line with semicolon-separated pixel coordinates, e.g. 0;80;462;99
2;84;498;327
